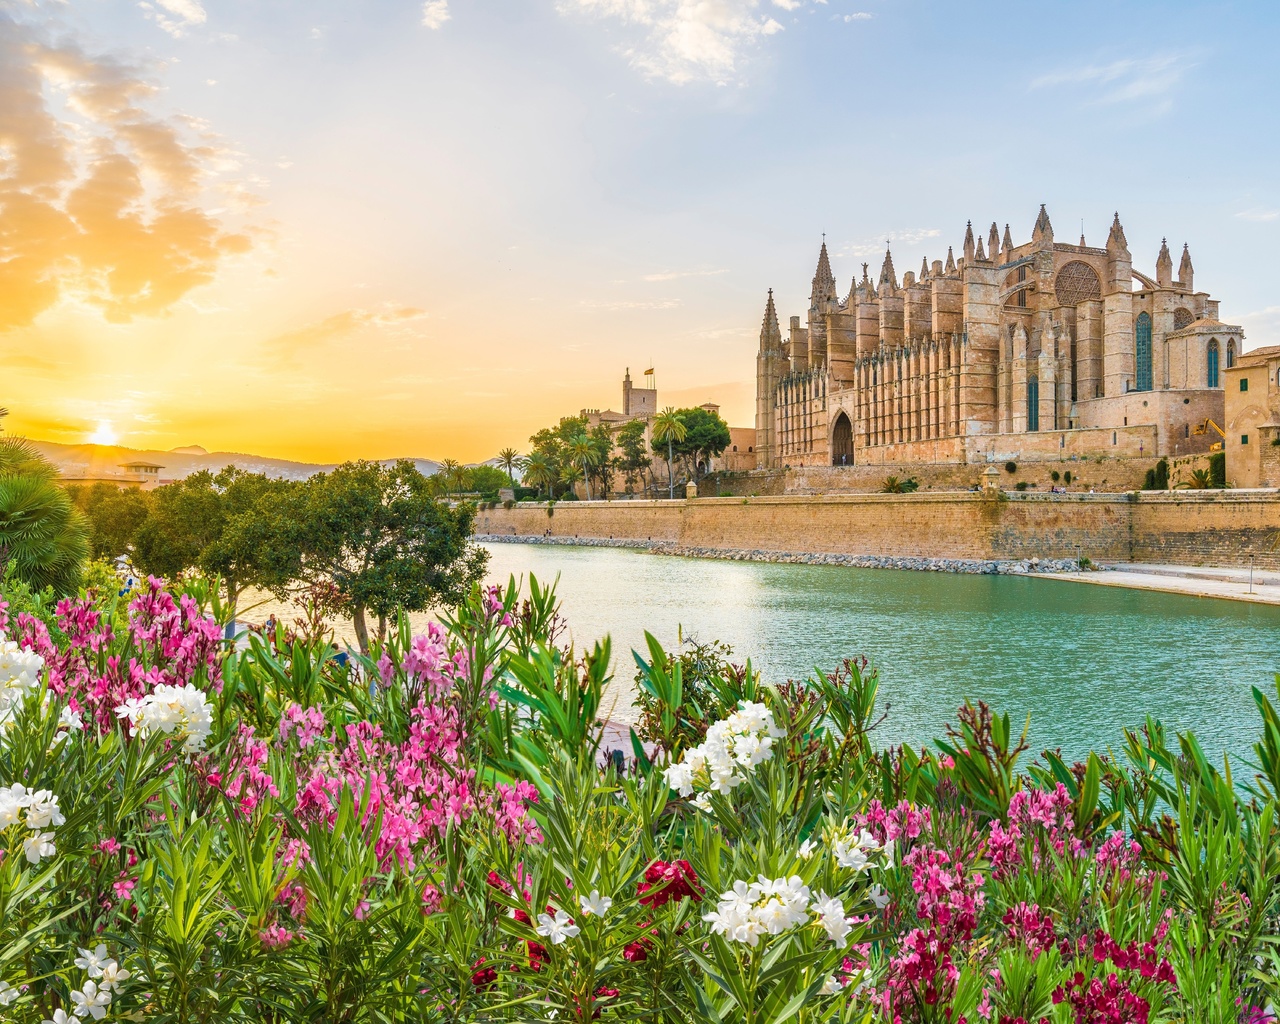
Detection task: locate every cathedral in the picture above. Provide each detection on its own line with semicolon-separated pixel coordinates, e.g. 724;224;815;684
755;208;1243;469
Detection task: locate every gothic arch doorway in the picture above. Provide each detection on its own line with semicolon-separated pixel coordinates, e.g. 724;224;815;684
831;412;853;466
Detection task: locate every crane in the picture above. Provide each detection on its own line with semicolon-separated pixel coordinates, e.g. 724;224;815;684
1191;419;1225;452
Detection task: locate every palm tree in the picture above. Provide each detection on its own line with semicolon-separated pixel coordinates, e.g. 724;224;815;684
497;447;524;486
0;438;89;594
1177;469;1213;490
438;458;461;496
652;408;687;500
558;463;584;496
523;455;556;499
567;433;602;501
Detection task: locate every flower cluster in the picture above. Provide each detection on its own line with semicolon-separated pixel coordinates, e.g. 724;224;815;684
0;633;44;731
703;875;857;949
114;682;214;751
0;784;64;864
60;944;130;1020
637;859;703;909
663;701;784;808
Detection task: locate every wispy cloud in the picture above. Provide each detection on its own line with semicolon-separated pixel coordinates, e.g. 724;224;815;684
138;0;207;38
1236;207;1280;223
843;12;872;20
265;306;427;362
556;0;786;85
837;228;941;260
577;298;682;311
421;1;451;30
641;267;729;282
1030;54;1191;111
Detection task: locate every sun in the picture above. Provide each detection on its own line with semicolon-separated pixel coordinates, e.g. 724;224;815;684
88;421;119;446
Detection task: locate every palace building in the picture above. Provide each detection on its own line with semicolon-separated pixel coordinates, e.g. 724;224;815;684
755;207;1242;469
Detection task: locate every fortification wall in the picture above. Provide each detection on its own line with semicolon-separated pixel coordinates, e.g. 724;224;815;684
476;490;1280;570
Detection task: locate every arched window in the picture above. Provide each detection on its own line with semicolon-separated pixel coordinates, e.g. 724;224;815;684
1027;375;1040;432
1227;340;1236;368
1207;339;1220;387
1135;312;1153;392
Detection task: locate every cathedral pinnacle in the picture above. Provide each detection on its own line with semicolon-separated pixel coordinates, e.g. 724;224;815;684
920;256;929;281
1107;212;1129;254
1156;238;1173;287
944;246;956;275
1032;204;1053;244
987;222;1000;261
1179;243;1194;290
975;236;986;261
759;288;782;354
879;247;898;294
1002;223;1013;254
811;239;837;309
963;221;975;263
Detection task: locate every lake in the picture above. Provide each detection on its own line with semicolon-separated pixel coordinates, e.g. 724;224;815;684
478;542;1280;763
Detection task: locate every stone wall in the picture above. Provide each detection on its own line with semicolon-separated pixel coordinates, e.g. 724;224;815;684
477;490;1280;570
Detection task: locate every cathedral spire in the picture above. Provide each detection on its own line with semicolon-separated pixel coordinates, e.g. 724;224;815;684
759;288;782;354
944;246;956;275
1179;243;1194;291
962;221;975;263
1156;238;1173;287
878;247;898;295
975;236;986;261
987;222;1000;261
1032;204;1053;245
810;238;837;310
920;256;929;281
1002;223;1013;254
1107;212;1129;255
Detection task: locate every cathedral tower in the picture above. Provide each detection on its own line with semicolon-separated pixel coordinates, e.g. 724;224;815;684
756;289;785;468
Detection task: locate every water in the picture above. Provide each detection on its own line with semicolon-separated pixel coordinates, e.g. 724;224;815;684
477;542;1280;763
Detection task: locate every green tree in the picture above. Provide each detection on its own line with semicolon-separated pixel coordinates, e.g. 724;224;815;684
651;408;688;499
566;433;602;500
664;406;731;485
438;459;462;496
286;460;487;653
613;419;650;496
133;468;298;630
0;438;89;594
522;455;557;499
496;447;524;486
67;481;151;560
467;464;510;497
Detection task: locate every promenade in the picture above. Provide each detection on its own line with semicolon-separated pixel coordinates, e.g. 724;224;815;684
1032;562;1280;606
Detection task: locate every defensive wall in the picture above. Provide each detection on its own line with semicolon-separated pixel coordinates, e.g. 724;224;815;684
706;452;1216;497
475;490;1280;570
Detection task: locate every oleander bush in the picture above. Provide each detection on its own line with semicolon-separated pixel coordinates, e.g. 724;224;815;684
1;570;1279;1023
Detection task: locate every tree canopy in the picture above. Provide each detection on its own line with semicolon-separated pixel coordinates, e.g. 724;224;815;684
653;406;731;484
0;438;89;595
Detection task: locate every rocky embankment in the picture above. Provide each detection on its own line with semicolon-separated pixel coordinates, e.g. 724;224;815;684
472;534;1093;575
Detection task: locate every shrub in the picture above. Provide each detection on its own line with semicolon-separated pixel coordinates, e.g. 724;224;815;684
1004;460;1018;474
503;499;515;510
1143;459;1170;491
1063;470;1073;484
1014;480;1029;491
881;476;919;494
1209;451;1227;487
1050;470;1060;482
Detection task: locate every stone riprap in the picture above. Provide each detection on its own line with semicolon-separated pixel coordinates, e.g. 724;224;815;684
472;534;1090;575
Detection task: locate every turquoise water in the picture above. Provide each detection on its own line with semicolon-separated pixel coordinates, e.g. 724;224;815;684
480;542;1280;763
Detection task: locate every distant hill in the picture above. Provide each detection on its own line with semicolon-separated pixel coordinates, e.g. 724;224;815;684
24;439;445;485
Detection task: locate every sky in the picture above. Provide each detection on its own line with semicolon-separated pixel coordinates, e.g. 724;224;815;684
2;0;1279;463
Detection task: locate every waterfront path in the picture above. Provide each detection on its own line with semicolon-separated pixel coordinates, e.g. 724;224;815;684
1032;562;1280;606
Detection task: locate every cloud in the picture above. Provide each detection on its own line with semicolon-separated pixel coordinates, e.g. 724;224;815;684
772;0;802;10
1235;207;1280;223
265;305;427;362
421;0;451;30
1030;54;1190;110
843;11;872;20
556;0;787;84
641;267;729;282
138;0;208;38
0;11;252;331
577;298;682;311
836;228;941;260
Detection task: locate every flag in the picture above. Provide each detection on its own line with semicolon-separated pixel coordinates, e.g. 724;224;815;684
643;367;654;376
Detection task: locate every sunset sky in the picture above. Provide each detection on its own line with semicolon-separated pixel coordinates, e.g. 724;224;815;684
3;0;1279;463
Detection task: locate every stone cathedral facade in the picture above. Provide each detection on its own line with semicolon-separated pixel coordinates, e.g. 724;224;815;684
755;208;1242;469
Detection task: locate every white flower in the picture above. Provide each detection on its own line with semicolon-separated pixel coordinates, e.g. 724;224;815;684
114;683;213;751
811;890;853;946
534;909;580;945
0;783;31;827
704;876;813;946
22;831;56;864
692;792;713;813
819;973;846;995
0;979;18;1006
0;637;44;696
831;829;880;872
798;838;817;860
75;945;110;978
663;702;783;802
867;883;890;910
69;979;111;1019
99;960;130;992
578;890;612;917
44;1010;73;1024
59;705;85;732
24;790;65;830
